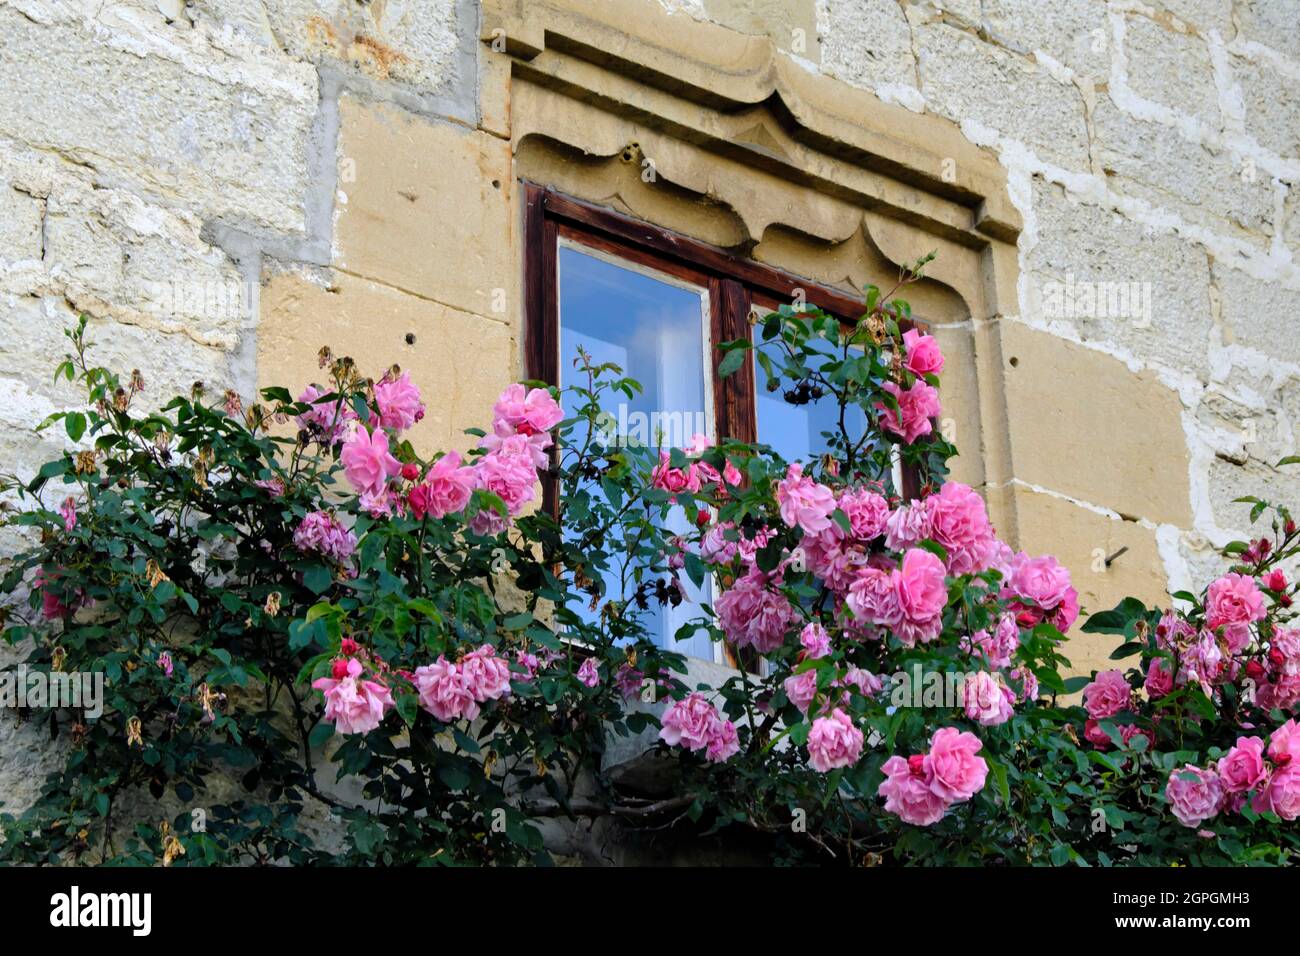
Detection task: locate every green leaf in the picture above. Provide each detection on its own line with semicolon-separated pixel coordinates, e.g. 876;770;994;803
717;347;748;378
64;412;86;443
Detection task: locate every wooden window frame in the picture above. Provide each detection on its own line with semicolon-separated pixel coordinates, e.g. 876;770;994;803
522;182;925;503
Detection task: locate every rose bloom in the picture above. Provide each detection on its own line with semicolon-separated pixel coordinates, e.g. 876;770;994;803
878;755;949;825
293;510;358;564
1268;718;1300;763
876;380;941;445
971;612;1019;669
1206;573;1266;647
493;383;564;436
474;434;539;516
884;501;929;551
892;548;948;644
922;481;996;575
963;671;1014;727
1082;669;1131;720
340;425;402;497
776;462;836;535
799;621;832;658
902;328;945;377
312;658;394;736
1252;764;1300;821
408;450;476;519
576;656;600;687
461;645;512;703
373;371;425;432
705;719;740;763
923;727;988;803
846;565;902;631
659;693;722;751
783;669;819;713
1144;658;1174;699
1165;765;1223;828
296;383;355;442
1007;553;1073;611
714;569;796;653
806;708;864;772
837;487;890;540
1217;736;1268;794
413;657;477;722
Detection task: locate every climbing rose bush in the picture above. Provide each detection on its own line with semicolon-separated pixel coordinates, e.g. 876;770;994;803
2;268;1297;866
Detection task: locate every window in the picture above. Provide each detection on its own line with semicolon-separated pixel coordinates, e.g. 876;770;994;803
523;185;923;660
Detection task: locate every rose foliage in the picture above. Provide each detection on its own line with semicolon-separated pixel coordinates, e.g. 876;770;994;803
1;278;1297;865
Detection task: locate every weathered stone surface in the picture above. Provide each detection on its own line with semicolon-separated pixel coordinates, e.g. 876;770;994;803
1023;181;1216;378
1206;455;1300;536
1235;56;1300;159
257;268;515;456
981;0;1110;79
915;20;1090;168
333;96;513;319
0;3;318;235
1122;14;1221;128
817;0;918;97
1234;0;1300;63
1012;486;1170;676
0;182;42;264
1158;0;1234;35
1000;321;1193;526
703;0;820;61
1091;97;1276;241
1212;261;1300;367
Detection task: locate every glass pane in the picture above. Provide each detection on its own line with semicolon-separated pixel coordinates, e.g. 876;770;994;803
754;332;868;464
558;243;715;660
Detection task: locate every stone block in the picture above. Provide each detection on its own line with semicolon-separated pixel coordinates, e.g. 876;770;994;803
915;21;1090;169
1122;14;1221;129
257;268;516;457
818;0;918;96
982;0;1110;79
1000;321;1193;526
333;96;514;319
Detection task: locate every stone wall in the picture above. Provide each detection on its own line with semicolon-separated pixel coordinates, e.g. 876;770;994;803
1;0;1298;845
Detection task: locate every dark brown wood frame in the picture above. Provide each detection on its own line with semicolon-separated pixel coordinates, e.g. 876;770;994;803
521;182;923;500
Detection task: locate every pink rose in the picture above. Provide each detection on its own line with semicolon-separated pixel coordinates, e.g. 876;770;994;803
294;510;358;565
373;371;425;432
799;622;832;658
963;671;1014;726
576;656;600;688
806;708;863;772
296;383;355;443
413;657;477;722
340;426;402;497
876;380;940;445
892;548;948;645
660;693;721;751
408;450;476;519
922;482;996;575
461;645;513;703
971;612;1019;669
776;462;836;535
923;726;988;802
1144;658;1174;699
1007;553;1073;611
311;658;394;735
1165;765;1223;828
1252;764;1300;821
1206;573;1266;646
783;669;819;713
884;502;929;551
493;383;563;436
705;719;740;763
846;566;902;632
837;487;890;540
902;328;945;377
474;434;539;516
59;496;77;532
714;568;796;653
1268;718;1300;763
1217;736;1268;794
1082;669;1132;720
878;755;949;825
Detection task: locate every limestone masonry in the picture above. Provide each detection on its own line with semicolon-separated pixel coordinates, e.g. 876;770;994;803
1;0;1298;837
